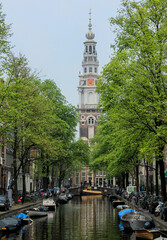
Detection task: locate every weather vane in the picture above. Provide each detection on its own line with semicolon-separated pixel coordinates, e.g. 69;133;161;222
89;8;92;20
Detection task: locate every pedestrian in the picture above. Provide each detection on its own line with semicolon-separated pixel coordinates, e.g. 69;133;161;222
20;195;24;205
8;186;13;207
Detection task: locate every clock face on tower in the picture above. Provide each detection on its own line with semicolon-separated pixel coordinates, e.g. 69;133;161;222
87;76;94;86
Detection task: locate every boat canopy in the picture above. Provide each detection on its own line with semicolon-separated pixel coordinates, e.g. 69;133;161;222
15;213;28;219
118;209;135;219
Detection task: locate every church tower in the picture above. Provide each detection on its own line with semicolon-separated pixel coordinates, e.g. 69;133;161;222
78;9;101;141
72;10;106;188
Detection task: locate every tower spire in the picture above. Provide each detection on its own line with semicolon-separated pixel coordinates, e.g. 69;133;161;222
86;8;95;40
88;8;92;31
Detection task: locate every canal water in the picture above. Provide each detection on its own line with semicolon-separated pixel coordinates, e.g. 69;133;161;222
2;196;136;240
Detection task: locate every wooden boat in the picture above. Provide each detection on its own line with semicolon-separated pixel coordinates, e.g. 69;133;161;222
26;209;48;218
42;198;56;210
109;195;118;202
116;205;129;210
135;229;163;239
154;237;167;240
121;211;154;231
57;195;68;204
112;200;125;208
81;189;102;196
15;212;33;225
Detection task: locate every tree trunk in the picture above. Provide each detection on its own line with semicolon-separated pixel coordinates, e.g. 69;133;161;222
159;159;166;202
122;174;125;189
22;160;26;204
13;127;18;203
136;165;139;193
125;173;129;187
145;162;149;195
156;145;166;202
155;160;159;196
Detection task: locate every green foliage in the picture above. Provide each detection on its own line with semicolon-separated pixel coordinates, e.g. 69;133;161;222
92;0;167;182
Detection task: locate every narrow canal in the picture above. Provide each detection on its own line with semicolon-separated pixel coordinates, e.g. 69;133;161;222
2;196;136;240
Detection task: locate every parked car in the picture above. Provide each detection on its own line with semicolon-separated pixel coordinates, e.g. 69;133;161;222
0;195;10;211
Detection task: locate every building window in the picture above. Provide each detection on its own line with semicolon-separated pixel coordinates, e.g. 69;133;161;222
94;57;96;62
94;68;97;73
86;46;88;53
100;171;102;176
84;68;87;73
84;57;87;62
82;171;86;183
89;67;92;73
89;46;92;53
76;172;79;185
81;115;85;119
81;121;85;125
88;117;94;125
93;46;95;53
88;56;92;61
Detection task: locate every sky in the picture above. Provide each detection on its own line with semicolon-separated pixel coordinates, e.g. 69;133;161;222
1;0;122;107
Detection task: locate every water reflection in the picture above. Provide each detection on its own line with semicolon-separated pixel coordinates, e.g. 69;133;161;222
1;196;135;240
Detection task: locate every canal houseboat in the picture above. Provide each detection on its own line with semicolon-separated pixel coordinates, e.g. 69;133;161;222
81;187;102;196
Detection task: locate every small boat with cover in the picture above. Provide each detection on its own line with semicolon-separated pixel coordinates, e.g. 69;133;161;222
14;212;33;225
118;208;135;220
42;198;56;210
121;211;155;231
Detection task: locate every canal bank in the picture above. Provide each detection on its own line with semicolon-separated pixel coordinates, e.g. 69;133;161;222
121;197;167;231
0;200;42;219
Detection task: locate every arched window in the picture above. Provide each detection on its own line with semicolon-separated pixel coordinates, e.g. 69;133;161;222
88;117;94;125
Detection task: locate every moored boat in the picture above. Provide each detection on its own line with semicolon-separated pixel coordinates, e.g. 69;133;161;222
0;216;20;233
15;212;33;225
57;195;68;204
26;209;48;218
121;211;155;231
109;195;118;202
154;237;167;240
135;229;163;239
42;198;56;210
118;208;135;220
81;189;102;196
112;200;125;208
116;205;129;210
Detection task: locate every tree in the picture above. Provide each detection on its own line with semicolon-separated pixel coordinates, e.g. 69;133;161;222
38;79;79;188
94;0;167;201
3;54;58;202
